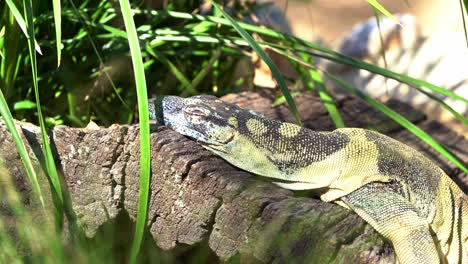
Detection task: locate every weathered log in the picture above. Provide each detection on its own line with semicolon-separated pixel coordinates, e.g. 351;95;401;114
0;91;466;263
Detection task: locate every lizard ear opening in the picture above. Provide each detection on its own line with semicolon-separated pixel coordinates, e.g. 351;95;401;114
205;126;236;146
217;131;235;144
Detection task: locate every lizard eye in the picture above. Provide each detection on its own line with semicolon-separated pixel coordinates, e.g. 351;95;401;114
184;106;210;117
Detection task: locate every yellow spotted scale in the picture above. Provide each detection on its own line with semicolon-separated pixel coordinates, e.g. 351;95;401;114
150;95;468;264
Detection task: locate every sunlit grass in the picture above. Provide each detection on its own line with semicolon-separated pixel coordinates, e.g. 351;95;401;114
324;71;467;173
461;0;468;47
117;0;151;262
211;0;302;126
367;0;401;25
24;0;64;230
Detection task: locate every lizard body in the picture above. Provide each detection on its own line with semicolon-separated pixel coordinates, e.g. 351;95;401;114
152;95;468;263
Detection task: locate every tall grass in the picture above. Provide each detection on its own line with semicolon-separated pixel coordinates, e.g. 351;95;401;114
461;0;468;47
210;0;302;125
24;0;65;230
116;0;151;263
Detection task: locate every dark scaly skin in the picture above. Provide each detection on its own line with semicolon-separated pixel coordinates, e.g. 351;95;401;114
152;95;468;264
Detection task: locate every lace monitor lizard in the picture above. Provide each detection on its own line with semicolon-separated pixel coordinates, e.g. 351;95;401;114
150;95;467;264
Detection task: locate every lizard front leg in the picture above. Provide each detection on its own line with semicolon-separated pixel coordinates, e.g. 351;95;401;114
339;182;441;264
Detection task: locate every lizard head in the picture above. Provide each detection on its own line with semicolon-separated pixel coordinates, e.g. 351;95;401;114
159;95;245;150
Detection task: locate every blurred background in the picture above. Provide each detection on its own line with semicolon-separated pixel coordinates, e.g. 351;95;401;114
271;0;465;43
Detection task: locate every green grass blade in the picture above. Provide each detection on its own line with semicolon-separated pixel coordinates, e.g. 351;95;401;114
191;48;221;92
465;0;468;15
118;1;151;263
301;50;468;104
5;0;28;36
0;10;22;101
367;0;401;26
0;28;4;59
210;0;302;126
145;45;198;95
251;40;467;125
5;0;42;54
23;0;64;229
0;90;45;209
461;0;468;48
292;58;315;91
309;68;345;128
263;33;468;104
52;0;61;66
324;71;467;173
299;53;344;128
410;85;467;125
278;43;465;125
66;0;132;113
372;8;390;93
